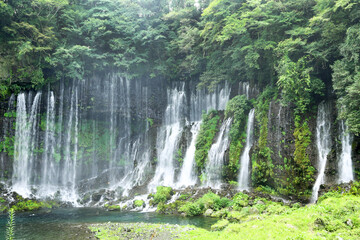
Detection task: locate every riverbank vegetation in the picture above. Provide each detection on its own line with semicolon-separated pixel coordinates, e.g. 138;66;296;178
90;182;360;240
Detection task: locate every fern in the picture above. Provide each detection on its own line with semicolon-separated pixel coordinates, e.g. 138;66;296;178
6;208;15;240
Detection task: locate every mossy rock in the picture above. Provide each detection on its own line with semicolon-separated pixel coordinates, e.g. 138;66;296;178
10;199;58;212
104;204;120;211
134;200;145;208
226;211;243;222
211;208;229;218
203;208;214;217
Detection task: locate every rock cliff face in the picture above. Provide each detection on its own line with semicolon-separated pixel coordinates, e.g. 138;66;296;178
0;76;358;204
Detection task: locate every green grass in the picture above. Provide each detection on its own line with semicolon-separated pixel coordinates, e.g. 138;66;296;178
178;195;360;240
88;195;360;240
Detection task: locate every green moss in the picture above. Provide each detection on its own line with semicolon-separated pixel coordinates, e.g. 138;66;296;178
288;119;314;198
211;208;229;218
0;135;15;157
146;118;154;127
225;95;251;179
175;148;183;166
195;110;220;173
104;204;120;211
251;88;275;189
11;199;58;212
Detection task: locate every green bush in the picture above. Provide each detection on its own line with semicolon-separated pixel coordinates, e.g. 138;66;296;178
178;191;231;216
178;202;203;216
178;194;190;200
197;192;230;211
232;192;249;210
152;186;174;205
134;200;145;208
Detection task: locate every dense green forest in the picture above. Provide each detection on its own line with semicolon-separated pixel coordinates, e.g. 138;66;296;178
1;0;359;135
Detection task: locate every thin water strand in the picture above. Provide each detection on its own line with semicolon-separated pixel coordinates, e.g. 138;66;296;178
238;109;255;190
338;121;354;183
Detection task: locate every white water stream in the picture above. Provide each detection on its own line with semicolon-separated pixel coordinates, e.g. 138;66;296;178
311;102;331;203
338;121;354;183
203;118;233;189
238;109;255;190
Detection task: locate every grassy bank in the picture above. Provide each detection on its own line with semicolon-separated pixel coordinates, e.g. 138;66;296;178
90;194;360;240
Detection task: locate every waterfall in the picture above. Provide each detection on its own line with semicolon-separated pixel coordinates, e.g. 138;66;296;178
7;76;232;203
239;82;250;99
108;75;119;186
12;92;42;197
40;89;56;194
148;85;186;191
190;82;230;122
338;121;354;183
176;121;201;188
203;118;232;189
311;102;331;203
194;0;200;9
238;82;259;99
238;109;255;190
61;85;79;203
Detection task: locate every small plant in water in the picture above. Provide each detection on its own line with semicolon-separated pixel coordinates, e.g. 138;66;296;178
6;208;15;240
